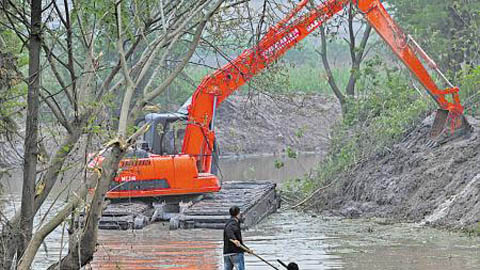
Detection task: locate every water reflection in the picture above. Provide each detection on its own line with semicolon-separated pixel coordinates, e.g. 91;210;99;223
219;153;320;183
91;211;343;270
92;223;221;269
91;211;480;270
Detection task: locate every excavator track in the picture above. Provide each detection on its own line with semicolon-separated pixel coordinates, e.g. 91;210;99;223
171;181;280;230
96;181;280;230
98;201;152;230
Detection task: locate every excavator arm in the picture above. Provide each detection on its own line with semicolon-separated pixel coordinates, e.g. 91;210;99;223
182;0;469;173
354;0;468;137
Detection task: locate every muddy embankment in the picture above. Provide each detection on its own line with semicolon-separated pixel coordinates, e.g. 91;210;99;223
318;115;480;231
214;94;340;156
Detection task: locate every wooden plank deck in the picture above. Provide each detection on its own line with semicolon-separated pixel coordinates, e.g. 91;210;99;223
97;181;280;230
172;181;280;229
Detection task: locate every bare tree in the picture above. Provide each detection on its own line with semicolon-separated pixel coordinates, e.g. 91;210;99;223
0;0;232;268
18;0;42;259
317;3;372;114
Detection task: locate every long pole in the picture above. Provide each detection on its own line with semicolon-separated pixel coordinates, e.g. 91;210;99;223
277;259;289;269
230;240;280;270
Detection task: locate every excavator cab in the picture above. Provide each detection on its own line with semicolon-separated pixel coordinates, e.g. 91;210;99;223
138;113;187;156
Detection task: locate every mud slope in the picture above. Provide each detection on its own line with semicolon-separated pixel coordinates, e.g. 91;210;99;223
320;115;480;230
215;94;340;156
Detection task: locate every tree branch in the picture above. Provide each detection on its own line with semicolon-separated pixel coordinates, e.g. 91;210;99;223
116;0;137;137
132;0;225;119
318;25;346;111
39;89;73;134
17;184;88;270
41;44;76;107
348;3;356;62
346;23;372;96
61;0;78;118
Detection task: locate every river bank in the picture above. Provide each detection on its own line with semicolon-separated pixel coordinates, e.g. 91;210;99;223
312;115;480;232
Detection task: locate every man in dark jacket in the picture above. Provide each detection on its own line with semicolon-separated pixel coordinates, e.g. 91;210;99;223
223;206;250;270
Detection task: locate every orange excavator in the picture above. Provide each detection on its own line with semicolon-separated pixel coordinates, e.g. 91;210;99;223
102;0;470;200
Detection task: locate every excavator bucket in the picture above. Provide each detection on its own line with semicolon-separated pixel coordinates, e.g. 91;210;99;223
430;109;471;141
430;109;449;138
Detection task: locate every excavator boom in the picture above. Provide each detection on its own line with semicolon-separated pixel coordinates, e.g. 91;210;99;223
353;0;469;139
183;0;470;173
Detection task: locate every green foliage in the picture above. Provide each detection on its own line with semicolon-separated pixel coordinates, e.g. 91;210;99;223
458;65;480;117
149;34;357;108
249;38;351;95
286;146;297;159
285;72;431;194
61;144;72;154
463;222;480;237
286;64;349;93
0;30;26;134
295;125;308;138
283;36;350;66
274;159;284;169
390;0;480;74
153;63;347;108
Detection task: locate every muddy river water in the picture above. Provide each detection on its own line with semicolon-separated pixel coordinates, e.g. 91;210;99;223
91;211;480;270
2;154;480;269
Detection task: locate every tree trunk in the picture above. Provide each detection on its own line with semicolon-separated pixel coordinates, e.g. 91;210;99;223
17;184;89;269
319;25;347;114
0;224;19;269
345;24;372;97
47;145;125;270
447;1;466;74
19;0;41;262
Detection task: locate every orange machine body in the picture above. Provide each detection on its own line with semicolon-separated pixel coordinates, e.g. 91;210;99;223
95;154;220;199
102;0;467;199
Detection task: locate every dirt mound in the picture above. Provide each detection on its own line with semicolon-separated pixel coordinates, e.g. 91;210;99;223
215;94;340;156
319;114;480;230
